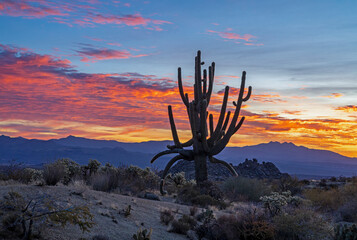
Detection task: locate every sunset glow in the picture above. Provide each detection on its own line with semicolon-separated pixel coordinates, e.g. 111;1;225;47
1;0;356;157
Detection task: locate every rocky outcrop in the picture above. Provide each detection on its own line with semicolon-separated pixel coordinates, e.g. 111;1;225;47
167;158;288;181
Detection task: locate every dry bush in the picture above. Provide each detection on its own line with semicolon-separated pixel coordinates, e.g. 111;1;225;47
271;175;302;195
0;191;94;239
170;214;197;235
117;166;160;195
272;208;333;240
304;181;357;212
160;209;174;225
43;161;65;185
221;177;271;202
337;199;357;223
216;209;275;240
177;183;227;208
304;188;341;211
91;171;119;192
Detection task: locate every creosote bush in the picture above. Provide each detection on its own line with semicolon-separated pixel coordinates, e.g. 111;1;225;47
216;209;275;240
221;176;271;202
160;209;174;225
0;191;94;239
170;214;197;235
272;208;333;240
177;182;227;208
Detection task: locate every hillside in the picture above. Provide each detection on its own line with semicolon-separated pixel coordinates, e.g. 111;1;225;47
1;135;356;177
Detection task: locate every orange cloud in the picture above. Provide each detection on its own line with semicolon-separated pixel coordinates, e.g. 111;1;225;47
335;105;357;112
322;93;344;98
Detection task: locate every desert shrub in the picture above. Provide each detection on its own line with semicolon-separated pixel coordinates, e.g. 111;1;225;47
118;166;160;195
57;158;81;185
164;172;189;194
91;172;119;192
337;199;357;223
0;191;94;239
133;227;152;240
304;188;342;211
177;183;227;208
196;209;215;223
92;235;110;240
88;159;101;175
160;209;174;225
190;206;198;216
19;168;43;184
43;161;66;185
260;191;302;216
335;224;357;240
341;181;357;200
170;214;197;235
273;208;333;240
271;175;302;195
221;177;271;202
216;209;275;240
43;158;81;186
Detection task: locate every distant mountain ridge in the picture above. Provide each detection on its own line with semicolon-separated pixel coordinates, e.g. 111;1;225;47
0;135;356;177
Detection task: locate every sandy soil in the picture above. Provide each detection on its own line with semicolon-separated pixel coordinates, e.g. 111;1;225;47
0;182;190;240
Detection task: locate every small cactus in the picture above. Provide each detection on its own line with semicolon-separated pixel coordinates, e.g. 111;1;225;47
133;227;152;240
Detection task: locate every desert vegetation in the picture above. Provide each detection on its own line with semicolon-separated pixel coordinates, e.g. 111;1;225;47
0;158;356;239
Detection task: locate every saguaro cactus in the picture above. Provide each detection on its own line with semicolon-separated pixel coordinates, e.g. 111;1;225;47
151;51;252;194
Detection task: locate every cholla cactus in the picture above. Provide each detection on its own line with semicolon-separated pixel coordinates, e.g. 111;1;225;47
260;191;301;216
151;51;252;194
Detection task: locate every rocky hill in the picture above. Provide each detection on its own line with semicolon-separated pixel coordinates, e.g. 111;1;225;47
168;158;289;181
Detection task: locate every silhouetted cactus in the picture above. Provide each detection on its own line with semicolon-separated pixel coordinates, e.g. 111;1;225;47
151;51;252;194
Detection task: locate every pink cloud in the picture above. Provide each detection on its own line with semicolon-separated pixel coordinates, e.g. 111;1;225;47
0;0;172;30
76;45;148;62
0;0;68;18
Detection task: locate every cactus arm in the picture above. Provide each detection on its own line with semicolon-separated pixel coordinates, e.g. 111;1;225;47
222;111;231;132
210;71;248;155
203;69;207;96
195;51;202;100
206;62;215;105
209;114;214;137
151;149;193;163
167;138;193;150
168;105;182;148
178;67;189;107
209;156;238;177
243;86;252;102
160;154;194;195
208;86;229;144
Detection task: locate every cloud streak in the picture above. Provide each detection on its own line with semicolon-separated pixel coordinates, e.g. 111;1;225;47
207;29;262;45
75;45;148;62
0;0;172;30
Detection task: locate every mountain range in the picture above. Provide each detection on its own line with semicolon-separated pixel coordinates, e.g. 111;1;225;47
0;135;356;178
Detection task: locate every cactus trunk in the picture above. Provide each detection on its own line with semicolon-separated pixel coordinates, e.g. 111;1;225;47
194;154;208;184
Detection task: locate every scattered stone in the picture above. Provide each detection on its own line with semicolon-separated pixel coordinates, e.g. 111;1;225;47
139;192;160;201
187;230;199;240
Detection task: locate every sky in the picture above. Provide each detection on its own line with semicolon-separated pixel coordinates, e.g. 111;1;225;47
0;0;356;157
